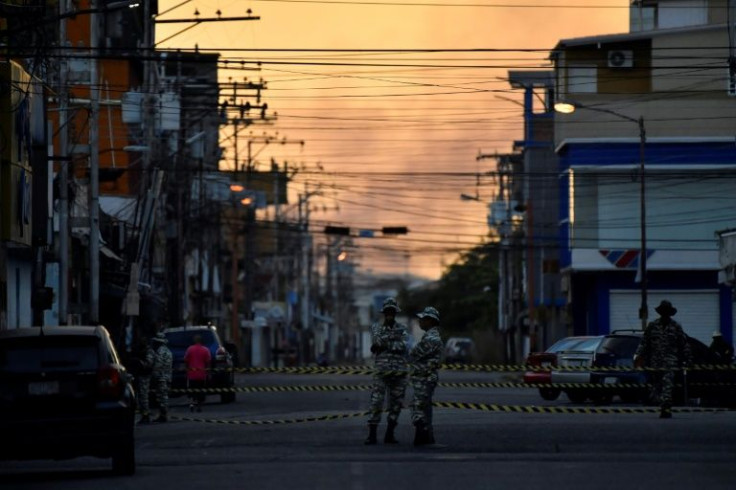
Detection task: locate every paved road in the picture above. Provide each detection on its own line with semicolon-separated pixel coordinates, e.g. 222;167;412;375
2;370;735;489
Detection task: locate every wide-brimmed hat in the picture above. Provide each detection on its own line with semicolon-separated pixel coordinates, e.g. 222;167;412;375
654;300;677;316
417;306;440;323
152;332;168;344
381;297;401;313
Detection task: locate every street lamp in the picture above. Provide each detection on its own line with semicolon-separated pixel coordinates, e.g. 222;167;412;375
554;101;648;329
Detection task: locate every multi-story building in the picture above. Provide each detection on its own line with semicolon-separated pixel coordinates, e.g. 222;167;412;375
552;0;736;344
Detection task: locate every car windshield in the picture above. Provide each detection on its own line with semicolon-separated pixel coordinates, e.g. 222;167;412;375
0;336;99;373
165;330;217;349
547;337;600;353
597;336;641;358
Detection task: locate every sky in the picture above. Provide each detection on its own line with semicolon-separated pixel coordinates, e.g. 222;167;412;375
156;0;629;280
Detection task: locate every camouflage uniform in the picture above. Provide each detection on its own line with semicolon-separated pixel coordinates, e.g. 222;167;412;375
367;319;409;425
410;325;443;428
137;343;155;422
151;333;173;422
634;301;691;415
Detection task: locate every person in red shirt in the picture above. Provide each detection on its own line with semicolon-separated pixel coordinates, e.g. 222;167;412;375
184;335;211;412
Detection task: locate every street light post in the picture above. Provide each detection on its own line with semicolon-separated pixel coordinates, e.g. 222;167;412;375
554;102;648;329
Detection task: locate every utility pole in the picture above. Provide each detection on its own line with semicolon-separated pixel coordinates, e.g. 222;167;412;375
58;0;69;325
88;0;100;324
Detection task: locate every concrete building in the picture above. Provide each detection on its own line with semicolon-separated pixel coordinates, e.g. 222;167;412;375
552;0;736;344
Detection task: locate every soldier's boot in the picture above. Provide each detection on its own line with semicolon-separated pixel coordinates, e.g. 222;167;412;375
413;422;431;446
659;405;672;419
384;421;399;444
154;409;168;423
364;424;378;445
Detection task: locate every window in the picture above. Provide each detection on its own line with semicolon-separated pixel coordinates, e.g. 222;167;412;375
567;66;597;94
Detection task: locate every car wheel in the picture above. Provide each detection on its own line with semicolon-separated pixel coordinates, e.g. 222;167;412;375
221;391;236;404
592;392;614;405
112;436;135;476
538;387;561;401
566;390;587;403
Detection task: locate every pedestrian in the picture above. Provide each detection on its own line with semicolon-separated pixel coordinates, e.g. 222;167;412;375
633;300;692;418
133;336;155;424
184;334;211;412
151;332;173;423
365;297;408;445
410;306;443;447
709;331;734;364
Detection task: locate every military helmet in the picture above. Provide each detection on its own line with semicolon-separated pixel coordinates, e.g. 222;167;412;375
152;332;168;344
381;297;401;313
417;306;440;323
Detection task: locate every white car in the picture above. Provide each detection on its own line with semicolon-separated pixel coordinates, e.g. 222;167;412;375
549;336;604;403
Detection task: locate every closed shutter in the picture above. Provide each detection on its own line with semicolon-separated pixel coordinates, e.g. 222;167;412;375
610;290;719;344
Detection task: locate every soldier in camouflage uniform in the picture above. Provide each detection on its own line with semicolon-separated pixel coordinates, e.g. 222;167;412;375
365;297;408;445
410;306;443;446
135;337;156;424
634;300;692;418
151;332;173;423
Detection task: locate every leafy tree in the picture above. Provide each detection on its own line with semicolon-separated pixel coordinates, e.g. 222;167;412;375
399;242;499;337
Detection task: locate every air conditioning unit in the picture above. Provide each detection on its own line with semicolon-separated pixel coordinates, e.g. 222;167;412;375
608;50;634;68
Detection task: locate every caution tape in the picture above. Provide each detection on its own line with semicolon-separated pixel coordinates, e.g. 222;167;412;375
171;384;372;394
175;363;736;375
170;411;368;425
169;381;736;394
171;403;734;426
432;401;734;414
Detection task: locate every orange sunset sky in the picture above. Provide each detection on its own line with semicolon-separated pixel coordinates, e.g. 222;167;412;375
156;0;630;280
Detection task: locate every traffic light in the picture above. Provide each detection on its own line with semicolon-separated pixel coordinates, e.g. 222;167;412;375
381;227;408;235
324;226;350;236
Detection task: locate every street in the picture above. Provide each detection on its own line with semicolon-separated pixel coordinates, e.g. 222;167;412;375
1;370;735;489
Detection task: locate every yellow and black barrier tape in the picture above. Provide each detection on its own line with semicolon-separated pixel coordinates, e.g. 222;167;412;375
177;363;736;375
431;401;734;414
171;411;368;425
173;381;736;394
171;403;734;425
170;381;736;395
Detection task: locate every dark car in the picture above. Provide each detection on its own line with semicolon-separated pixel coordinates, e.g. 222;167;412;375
163;325;236;404
0;326;136;475
590;329;736;406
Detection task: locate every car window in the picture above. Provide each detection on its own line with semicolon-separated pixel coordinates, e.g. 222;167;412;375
597;336;641;358
547;337;595;353
563;337;602;352
0;336;99;373
165;330;217;349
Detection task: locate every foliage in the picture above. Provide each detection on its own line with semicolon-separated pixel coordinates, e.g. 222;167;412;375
399;243;499;337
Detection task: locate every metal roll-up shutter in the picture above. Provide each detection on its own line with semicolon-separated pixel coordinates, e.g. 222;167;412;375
610;290;719;344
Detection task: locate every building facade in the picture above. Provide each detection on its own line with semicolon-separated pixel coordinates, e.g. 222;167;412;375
552;1;736;344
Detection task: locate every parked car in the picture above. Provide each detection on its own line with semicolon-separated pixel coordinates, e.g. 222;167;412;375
552;336;605;403
524;336;602;401
590;329;736;406
163;325;236;404
0;326;136;475
444;337;475;364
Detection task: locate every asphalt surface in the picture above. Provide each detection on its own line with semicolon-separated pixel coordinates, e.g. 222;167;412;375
1;369;735;489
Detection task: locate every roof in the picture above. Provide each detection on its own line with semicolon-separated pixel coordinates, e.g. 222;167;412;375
508;70;554;88
0;326;105;339
162;325;217;333
552;23;726;52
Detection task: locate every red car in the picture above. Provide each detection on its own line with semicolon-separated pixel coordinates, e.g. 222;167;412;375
524;336;602;401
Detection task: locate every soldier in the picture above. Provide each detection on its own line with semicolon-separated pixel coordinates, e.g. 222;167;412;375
365;297;408;445
633;300;692;419
134;337;155;424
709;331;734;364
410;306;443;447
151;332;173;423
